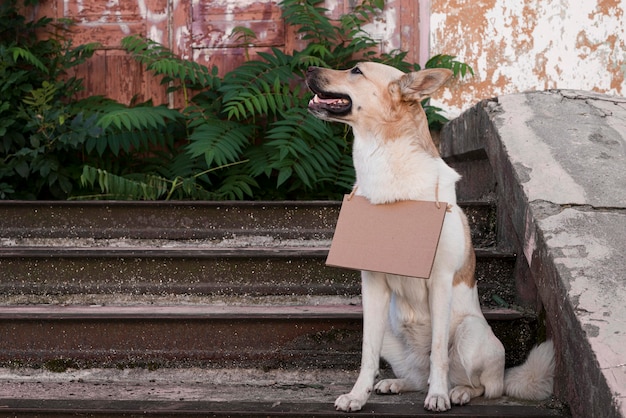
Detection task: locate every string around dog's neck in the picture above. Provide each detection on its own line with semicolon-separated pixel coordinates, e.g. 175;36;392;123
435;177;454;212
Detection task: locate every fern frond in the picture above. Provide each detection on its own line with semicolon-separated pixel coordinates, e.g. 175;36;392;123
10;46;48;73
121;35;217;89
211;173;257;200
279;0;338;43
223;78;299;121
425;54;474;78
221;49;294;92
79;165;169;200
264;108;341;188
97;105;181;131
186;118;254;167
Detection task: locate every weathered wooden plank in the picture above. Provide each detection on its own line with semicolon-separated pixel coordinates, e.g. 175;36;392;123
69;22;145;48
104;51;146;105
398;0;421;65
72;50;107;100
22;0;421;108
190;19;285;48
193;46;279;75
193;0;282;21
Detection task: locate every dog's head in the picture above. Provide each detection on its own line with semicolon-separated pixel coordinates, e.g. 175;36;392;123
306;62;452;141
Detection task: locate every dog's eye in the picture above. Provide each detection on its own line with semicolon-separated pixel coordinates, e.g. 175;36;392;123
351;67;363;75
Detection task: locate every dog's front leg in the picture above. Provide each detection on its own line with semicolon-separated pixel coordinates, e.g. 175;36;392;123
424;273;454;412
335;270;390;412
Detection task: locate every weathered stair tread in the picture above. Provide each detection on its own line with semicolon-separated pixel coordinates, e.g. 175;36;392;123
0;200;495;242
0;398;566;417
0;246;517;306
0;304;537;369
0;200;343;240
0;246;331;258
0;303;523;319
0;367;566;417
0;246;513;258
0;303;364;319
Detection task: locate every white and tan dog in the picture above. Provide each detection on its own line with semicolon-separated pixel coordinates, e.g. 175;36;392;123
306;62;555;412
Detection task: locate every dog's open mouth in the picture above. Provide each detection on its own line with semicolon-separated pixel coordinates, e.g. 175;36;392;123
308;91;352;115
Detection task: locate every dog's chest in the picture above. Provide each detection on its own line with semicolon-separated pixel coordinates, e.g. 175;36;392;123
352;138;439;202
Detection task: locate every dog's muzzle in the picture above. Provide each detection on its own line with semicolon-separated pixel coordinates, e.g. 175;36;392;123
306;67;352;116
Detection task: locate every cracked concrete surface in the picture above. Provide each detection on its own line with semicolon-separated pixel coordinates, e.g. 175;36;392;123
490;90;626;417
441;89;625;417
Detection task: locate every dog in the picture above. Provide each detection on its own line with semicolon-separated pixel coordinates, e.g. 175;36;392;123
306;62;555;412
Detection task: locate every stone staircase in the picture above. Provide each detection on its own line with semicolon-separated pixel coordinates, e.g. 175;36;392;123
0;198;568;417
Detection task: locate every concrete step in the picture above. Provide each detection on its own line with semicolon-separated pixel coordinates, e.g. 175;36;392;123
0;304;539;370
0;247;516;307
0;367;568;417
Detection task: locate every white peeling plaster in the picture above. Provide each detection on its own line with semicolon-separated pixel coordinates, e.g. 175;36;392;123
206;0;273;7
176;26;191;59
363;6;399;51
430;0;626;115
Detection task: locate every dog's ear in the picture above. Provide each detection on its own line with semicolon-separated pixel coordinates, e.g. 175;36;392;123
390;68;453;103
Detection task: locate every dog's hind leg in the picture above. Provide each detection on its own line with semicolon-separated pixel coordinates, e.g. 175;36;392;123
334;271;390;412
448;315;505;405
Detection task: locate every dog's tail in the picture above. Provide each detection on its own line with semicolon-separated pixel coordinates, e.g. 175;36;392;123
504;340;555;400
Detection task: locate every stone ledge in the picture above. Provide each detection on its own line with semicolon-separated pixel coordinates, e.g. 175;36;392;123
441;90;626;418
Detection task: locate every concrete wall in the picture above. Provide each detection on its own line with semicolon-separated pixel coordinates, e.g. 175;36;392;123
429;0;626;116
440;90;626;418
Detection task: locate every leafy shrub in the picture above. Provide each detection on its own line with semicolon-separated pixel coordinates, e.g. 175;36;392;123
0;0;100;199
0;0;472;201
78;0;472;201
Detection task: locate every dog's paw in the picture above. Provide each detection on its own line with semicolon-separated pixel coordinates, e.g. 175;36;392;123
335;393;367;412
374;379;404;394
424;391;451;412
449;386;472;405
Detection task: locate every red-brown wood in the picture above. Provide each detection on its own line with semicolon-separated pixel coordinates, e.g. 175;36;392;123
23;0;421;107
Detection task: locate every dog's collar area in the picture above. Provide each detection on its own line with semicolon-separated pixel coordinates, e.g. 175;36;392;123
348;185;452;212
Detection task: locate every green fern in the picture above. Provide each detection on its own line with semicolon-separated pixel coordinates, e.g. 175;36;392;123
265;108;342;188
280;0;338;44
121;35;218;104
10;46;48;73
187;118;254;167
97;105;180;131
425;54;474;78
72;0;472;201
223;76;300;121
79;165;169;200
219;48;296;120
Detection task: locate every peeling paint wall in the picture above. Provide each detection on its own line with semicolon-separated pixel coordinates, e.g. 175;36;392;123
430;0;626;116
23;1;625;114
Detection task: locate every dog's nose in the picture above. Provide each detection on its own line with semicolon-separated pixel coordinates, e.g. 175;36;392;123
307;66;318;74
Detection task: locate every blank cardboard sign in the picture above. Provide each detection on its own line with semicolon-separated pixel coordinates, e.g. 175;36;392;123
326;195;447;279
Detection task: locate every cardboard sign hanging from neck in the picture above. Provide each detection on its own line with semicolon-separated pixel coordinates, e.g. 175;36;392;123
326;195;448;279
